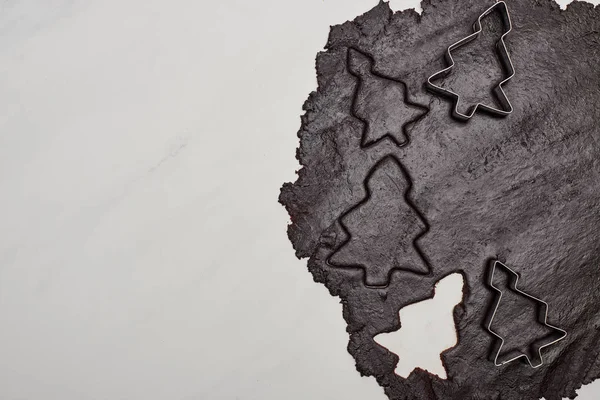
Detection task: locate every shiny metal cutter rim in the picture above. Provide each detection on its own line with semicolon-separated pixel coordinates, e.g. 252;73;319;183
426;1;515;121
487;260;567;368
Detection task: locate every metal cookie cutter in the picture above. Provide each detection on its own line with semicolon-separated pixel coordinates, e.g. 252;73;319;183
426;1;515;121
487;260;567;368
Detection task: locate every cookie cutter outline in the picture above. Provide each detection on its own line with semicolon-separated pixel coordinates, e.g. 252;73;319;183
347;47;429;148
425;1;515;121
487;260;567;368
325;155;432;288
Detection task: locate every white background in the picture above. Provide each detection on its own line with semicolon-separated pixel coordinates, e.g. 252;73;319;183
0;0;597;399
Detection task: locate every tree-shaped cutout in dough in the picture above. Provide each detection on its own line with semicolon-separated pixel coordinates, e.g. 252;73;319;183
348;48;428;148
328;156;431;287
374;273;464;379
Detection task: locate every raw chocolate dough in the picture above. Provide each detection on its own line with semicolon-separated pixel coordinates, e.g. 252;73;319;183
279;0;600;399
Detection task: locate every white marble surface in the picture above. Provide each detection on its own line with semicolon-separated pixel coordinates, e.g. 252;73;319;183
0;0;597;399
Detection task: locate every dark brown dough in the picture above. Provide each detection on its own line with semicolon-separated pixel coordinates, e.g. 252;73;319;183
279;0;600;399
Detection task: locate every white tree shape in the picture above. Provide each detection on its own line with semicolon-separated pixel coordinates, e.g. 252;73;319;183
374;273;464;379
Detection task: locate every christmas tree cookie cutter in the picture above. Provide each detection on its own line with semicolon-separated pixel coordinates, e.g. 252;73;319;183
426;1;515;121
486;260;567;368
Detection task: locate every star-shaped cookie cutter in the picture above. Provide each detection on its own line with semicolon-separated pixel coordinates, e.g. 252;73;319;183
487;260;567;368
426;1;515;121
